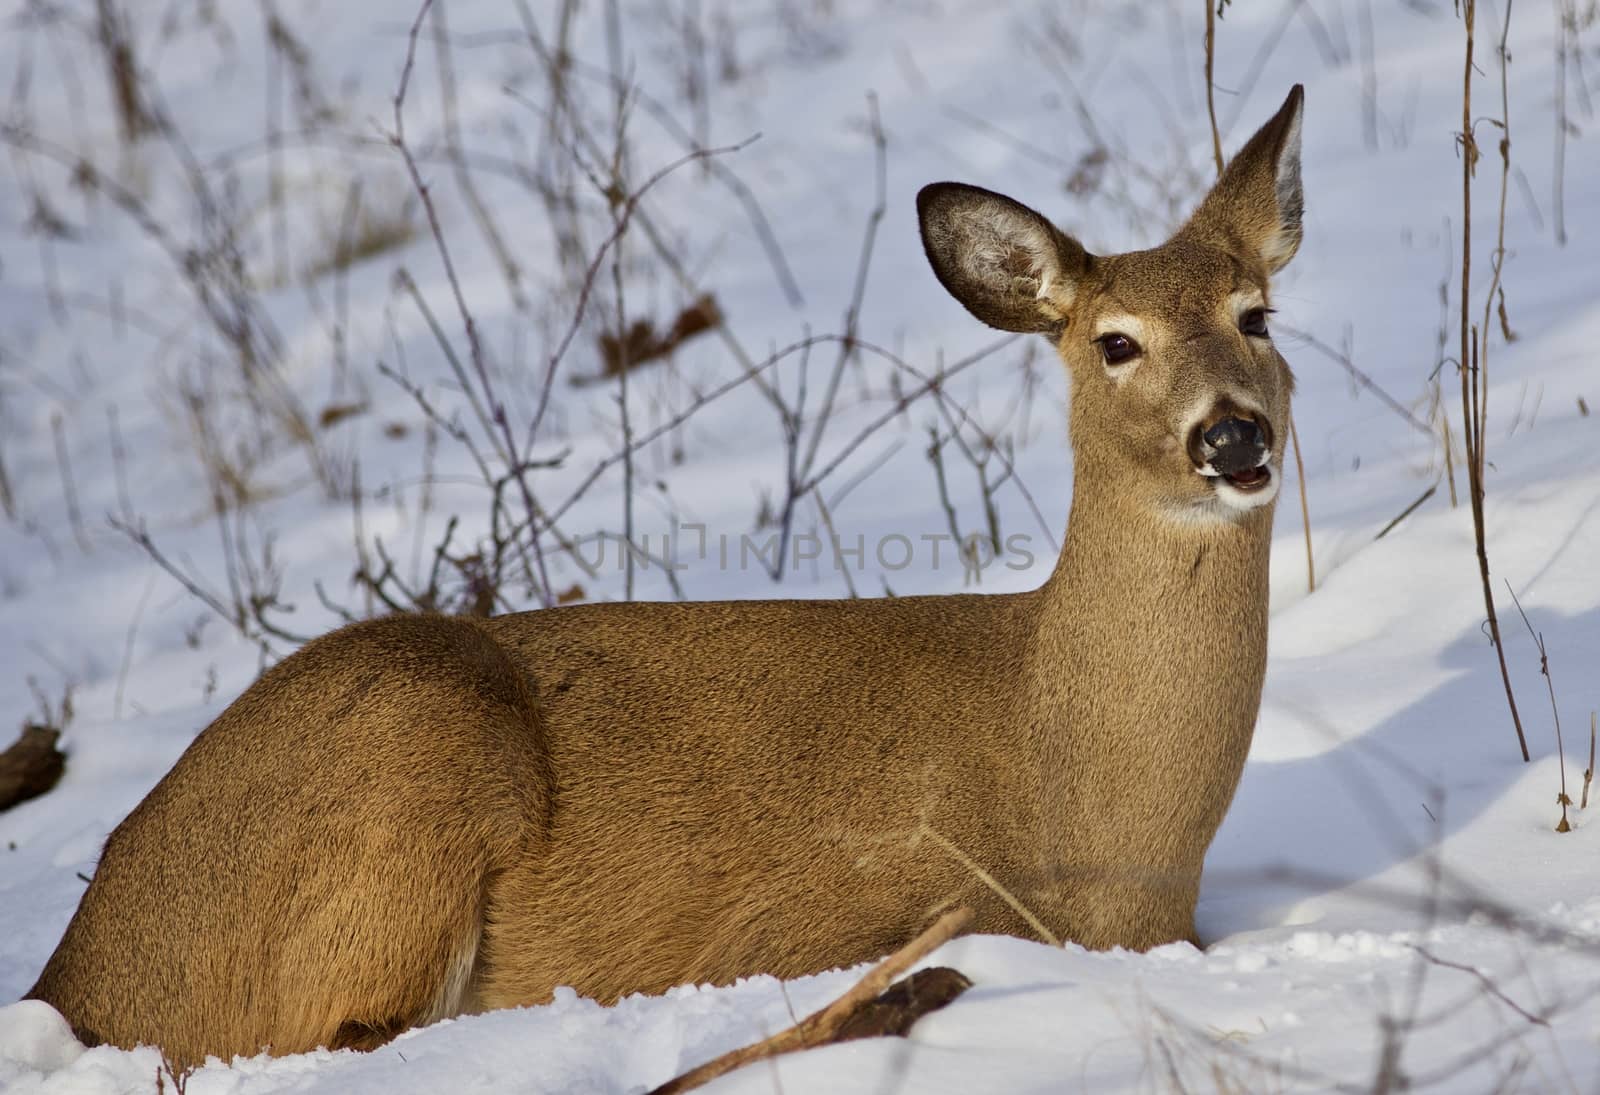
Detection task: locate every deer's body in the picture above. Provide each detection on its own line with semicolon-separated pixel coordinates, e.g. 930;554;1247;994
28;88;1306;1066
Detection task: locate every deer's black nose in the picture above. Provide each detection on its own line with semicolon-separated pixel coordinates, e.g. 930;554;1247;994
1202;416;1265;474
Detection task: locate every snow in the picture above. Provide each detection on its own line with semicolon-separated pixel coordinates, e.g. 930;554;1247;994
2;0;1599;1091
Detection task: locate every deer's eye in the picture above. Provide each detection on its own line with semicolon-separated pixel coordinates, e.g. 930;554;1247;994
1240;308;1272;338
1096;333;1141;366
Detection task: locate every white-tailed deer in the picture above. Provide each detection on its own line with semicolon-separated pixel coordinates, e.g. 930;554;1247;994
28;87;1304;1066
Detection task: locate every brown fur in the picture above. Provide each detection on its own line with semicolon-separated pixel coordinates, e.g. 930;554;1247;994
27;87;1306;1066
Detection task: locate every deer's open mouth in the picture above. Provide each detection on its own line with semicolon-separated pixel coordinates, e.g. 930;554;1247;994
1220;465;1270;491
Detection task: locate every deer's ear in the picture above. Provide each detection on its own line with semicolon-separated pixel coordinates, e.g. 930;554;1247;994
917;182;1091;335
1184;85;1304;274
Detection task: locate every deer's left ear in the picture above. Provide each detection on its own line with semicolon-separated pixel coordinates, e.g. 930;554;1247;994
1183;85;1304;274
917;182;1091;335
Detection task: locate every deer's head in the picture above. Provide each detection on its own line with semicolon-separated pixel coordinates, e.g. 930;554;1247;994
919;87;1305;526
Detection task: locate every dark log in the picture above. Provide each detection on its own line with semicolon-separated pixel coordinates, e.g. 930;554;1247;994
0;724;66;812
833;966;972;1042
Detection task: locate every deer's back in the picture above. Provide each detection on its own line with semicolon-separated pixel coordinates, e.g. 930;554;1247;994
472;592;1047;1003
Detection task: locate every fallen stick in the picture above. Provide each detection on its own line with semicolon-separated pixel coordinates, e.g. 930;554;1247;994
649;906;974;1095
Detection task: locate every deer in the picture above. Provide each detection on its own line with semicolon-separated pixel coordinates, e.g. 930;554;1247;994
26;86;1305;1067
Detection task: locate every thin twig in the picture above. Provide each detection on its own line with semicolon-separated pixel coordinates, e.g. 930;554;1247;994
1458;0;1530;763
1278;322;1433;436
538;333;1018;541
795;337;1018;502
391;0;555;606
1505;583;1570;830
109;515;312;650
1553;0;1571;245
812;489;859;599
1216;0;1304;136
925;428;973;583
50;412;91;554
1375;483;1438;541
919;825;1061;947
1410;946;1551;1027
112;572;158;721
514;28;805;306
774;93;888;579
609;175;636;600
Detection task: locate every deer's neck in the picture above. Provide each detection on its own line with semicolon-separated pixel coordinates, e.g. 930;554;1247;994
1024;466;1274;865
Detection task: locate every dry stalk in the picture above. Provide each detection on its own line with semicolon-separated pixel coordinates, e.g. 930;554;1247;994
1553;0;1573;245
609;190;637;600
261;1;288;290
921;417;1010;587
1582;713;1594;810
0;437;14;521
1288;413;1314;592
1358;0;1379;150
1505;584;1570;831
1028;34;1202;234
1431;262;1461;507
50;412;91;554
1477;0;1517;485
156;1052;194;1095
112;572;158;721
1148;854;1600;1091
93;0;157;145
1457;0;1530;763
1204;0;1224;175
939;393;1024;544
648;907;972;1095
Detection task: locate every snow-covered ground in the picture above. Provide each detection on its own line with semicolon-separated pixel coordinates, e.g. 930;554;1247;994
2;0;1598;1091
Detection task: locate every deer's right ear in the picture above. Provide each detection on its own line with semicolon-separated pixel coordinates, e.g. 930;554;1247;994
917;182;1090;335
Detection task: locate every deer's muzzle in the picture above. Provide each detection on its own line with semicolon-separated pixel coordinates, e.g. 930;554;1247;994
1189;413;1272;491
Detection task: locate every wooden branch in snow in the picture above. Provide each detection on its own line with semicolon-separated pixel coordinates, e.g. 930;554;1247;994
649;907;973;1095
